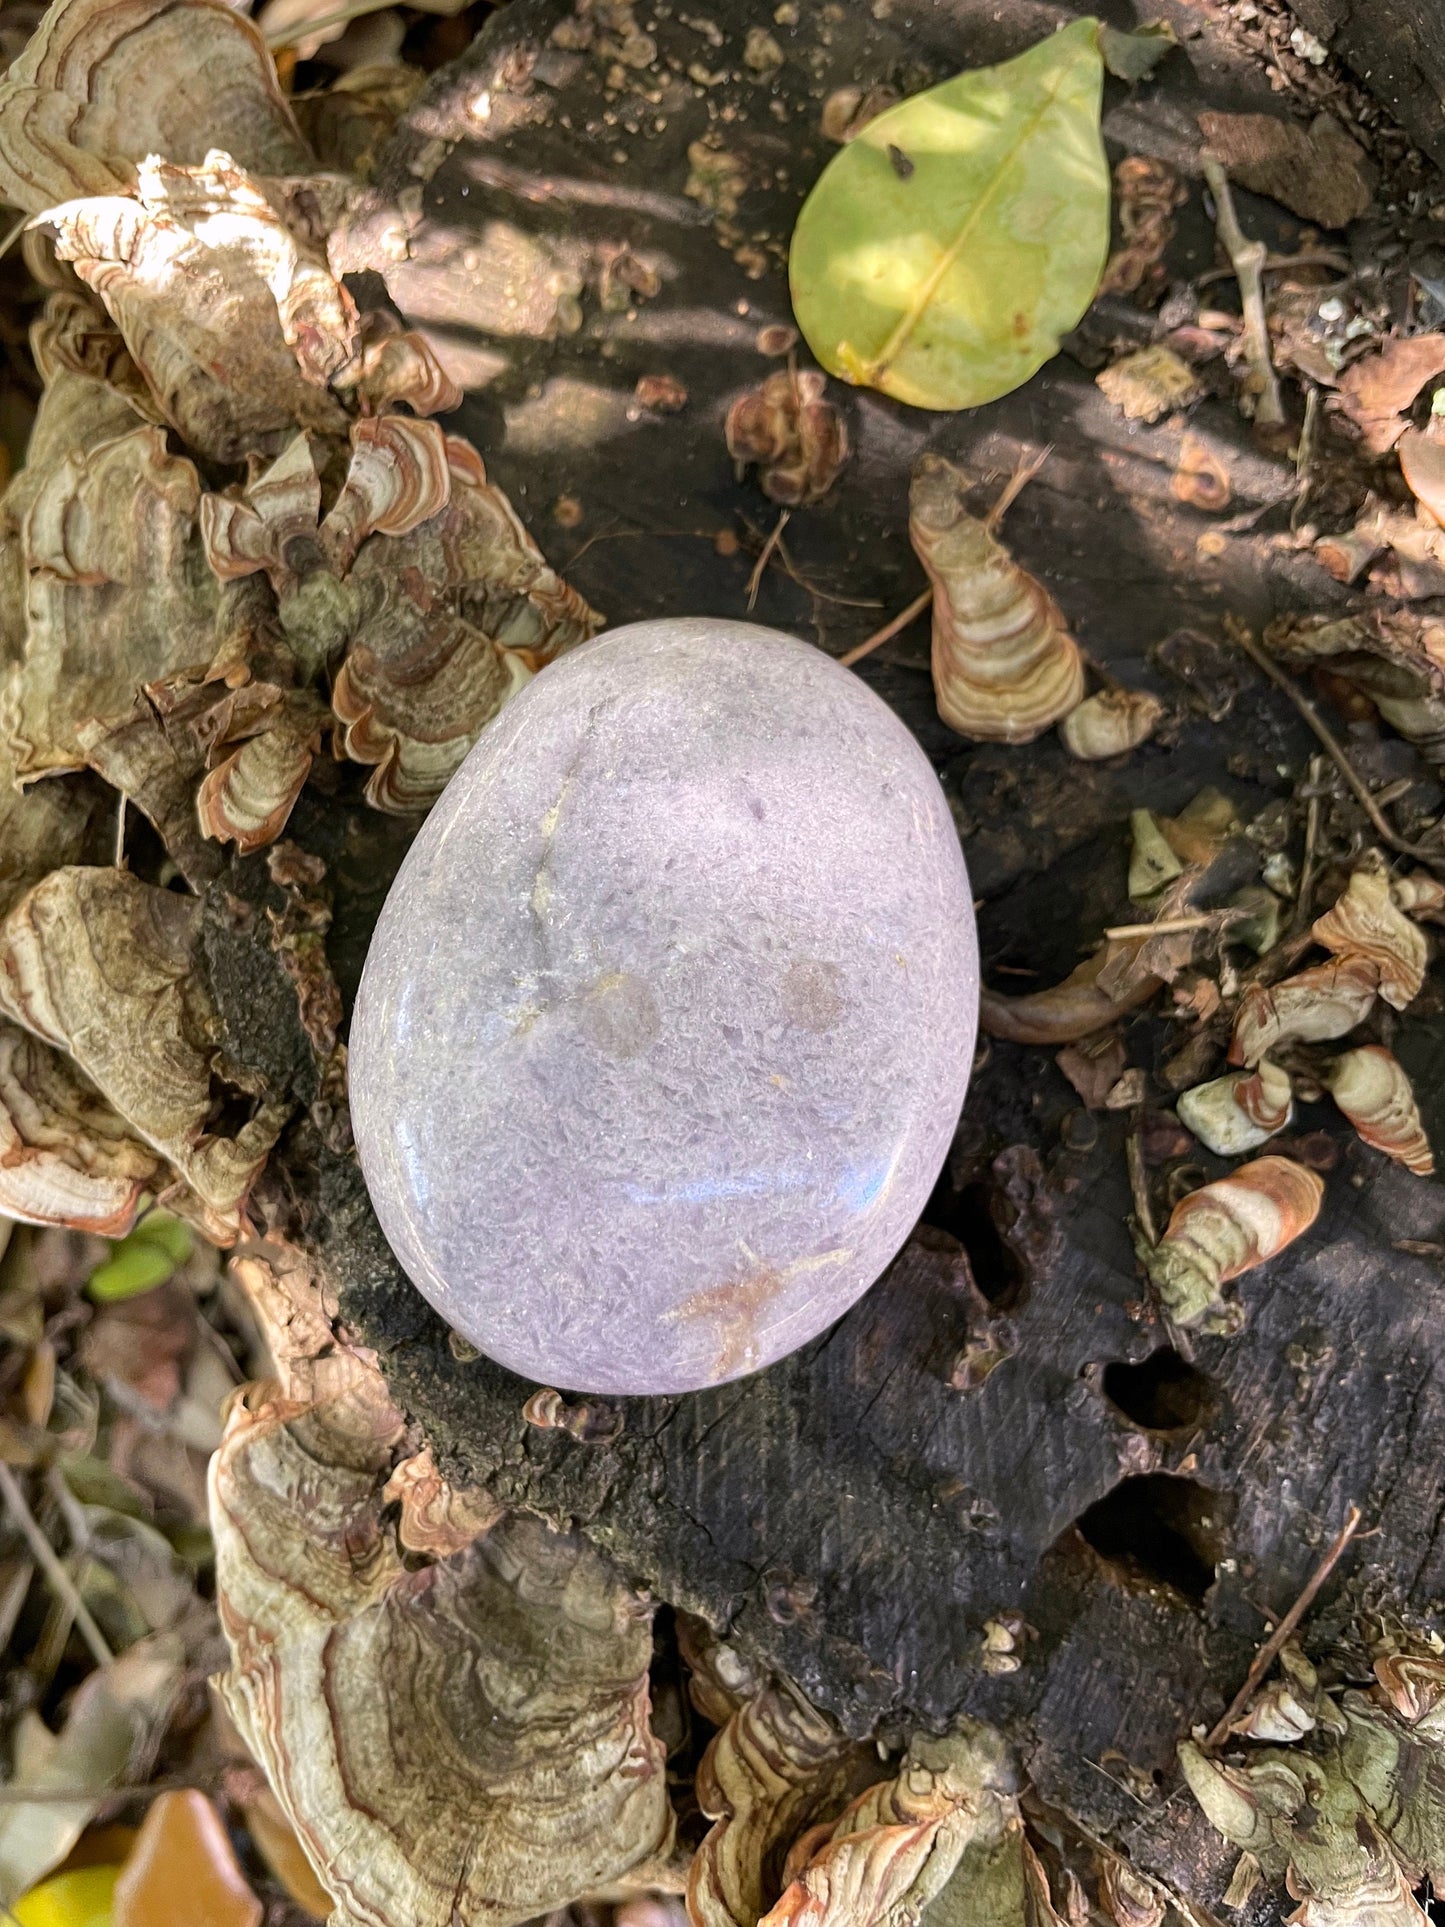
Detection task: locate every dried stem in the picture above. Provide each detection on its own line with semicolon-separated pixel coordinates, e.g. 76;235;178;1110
1105;914;1219;941
1202;1504;1364;1750
745;508;790;611
1292;754;1324;935
0;1460;113;1669
1203;159;1285;430
985;443;1052;533
1125;1126;1158;1248
839;587;933;668
1229;625;1445;868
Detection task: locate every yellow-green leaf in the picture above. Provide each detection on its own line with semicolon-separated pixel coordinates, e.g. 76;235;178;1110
13;1864;119;1927
87;1212;192;1303
788;18;1111;411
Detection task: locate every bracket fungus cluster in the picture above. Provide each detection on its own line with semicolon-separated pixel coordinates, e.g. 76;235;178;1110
1181;1644;1445;1927
984;829;1439;1333
212;1370;679;1927
0;0;599;1251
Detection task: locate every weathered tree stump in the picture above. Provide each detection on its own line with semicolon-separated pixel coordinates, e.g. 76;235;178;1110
211;2;1445;1917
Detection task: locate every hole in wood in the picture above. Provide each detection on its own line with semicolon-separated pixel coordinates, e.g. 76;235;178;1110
924;1178;1026;1310
1072;1474;1233;1605
1100;1349;1215;1434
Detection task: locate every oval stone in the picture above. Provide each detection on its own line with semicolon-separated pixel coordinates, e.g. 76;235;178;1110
349;618;978;1395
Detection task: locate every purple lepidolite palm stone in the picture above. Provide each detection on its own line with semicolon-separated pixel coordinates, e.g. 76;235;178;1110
349;617;978;1395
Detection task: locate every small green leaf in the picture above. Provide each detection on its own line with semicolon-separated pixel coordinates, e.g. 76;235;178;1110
86;1211;192;1303
1099;20;1179;82
789;18;1111;411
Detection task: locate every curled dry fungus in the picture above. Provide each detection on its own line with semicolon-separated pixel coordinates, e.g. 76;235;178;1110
1266;611;1445;762
1;374;227;781
1324;1046;1434;1176
763;1729;1044;1927
0;0;312;213
1392;872;1445;923
1059;687;1163;760
0;1018;161;1234
690;1682;871;1927
329;435;602;810
910;453;1084;744
47;152;357;464
1145;1155;1325;1330
1179;1641;1445;1927
1229;956;1380;1067
724;368;849;507
1312;864;1428;1011
980;940;1159;1046
0;866;288;1241
1177;1060;1292;1158
690;1696;1056;1927
211;1379;676;1927
195;695;327;854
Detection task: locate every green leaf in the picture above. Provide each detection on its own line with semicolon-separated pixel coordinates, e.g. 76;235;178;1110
788;18;1111;411
1099;20;1179;82
86;1211;192;1303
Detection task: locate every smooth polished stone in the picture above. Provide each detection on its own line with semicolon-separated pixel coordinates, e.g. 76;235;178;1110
349;617;978;1395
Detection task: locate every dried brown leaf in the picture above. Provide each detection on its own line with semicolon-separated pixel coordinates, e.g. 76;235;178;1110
0;1633;183;1906
113;1788;261;1927
0;0;312;215
1335;336;1445;456
1266;610;1445;757
48;153;356;464
212;1380;674;1927
0;1018;161;1234
0;866;289;1241
1198;110;1375;230
1055;1033;1128;1110
1399;428;1445;528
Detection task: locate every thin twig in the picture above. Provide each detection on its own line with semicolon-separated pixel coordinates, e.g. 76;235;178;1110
0;1460;113;1669
1291;754;1324;935
1204;159;1286;430
1105;914;1219;941
1229;625;1445;868
985;442;1052;532
113;791;128;870
1290;385;1322;532
1194;247;1352;290
1202;1504;1363;1750
1125;1126;1157;1248
770;529;883;609
745;508;790;611
838;587;932;668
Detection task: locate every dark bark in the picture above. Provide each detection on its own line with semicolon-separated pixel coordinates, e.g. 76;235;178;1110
210;2;1445;1916
1292;0;1445;169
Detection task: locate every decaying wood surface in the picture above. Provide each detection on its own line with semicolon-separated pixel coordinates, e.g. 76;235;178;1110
164;0;1444;1919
